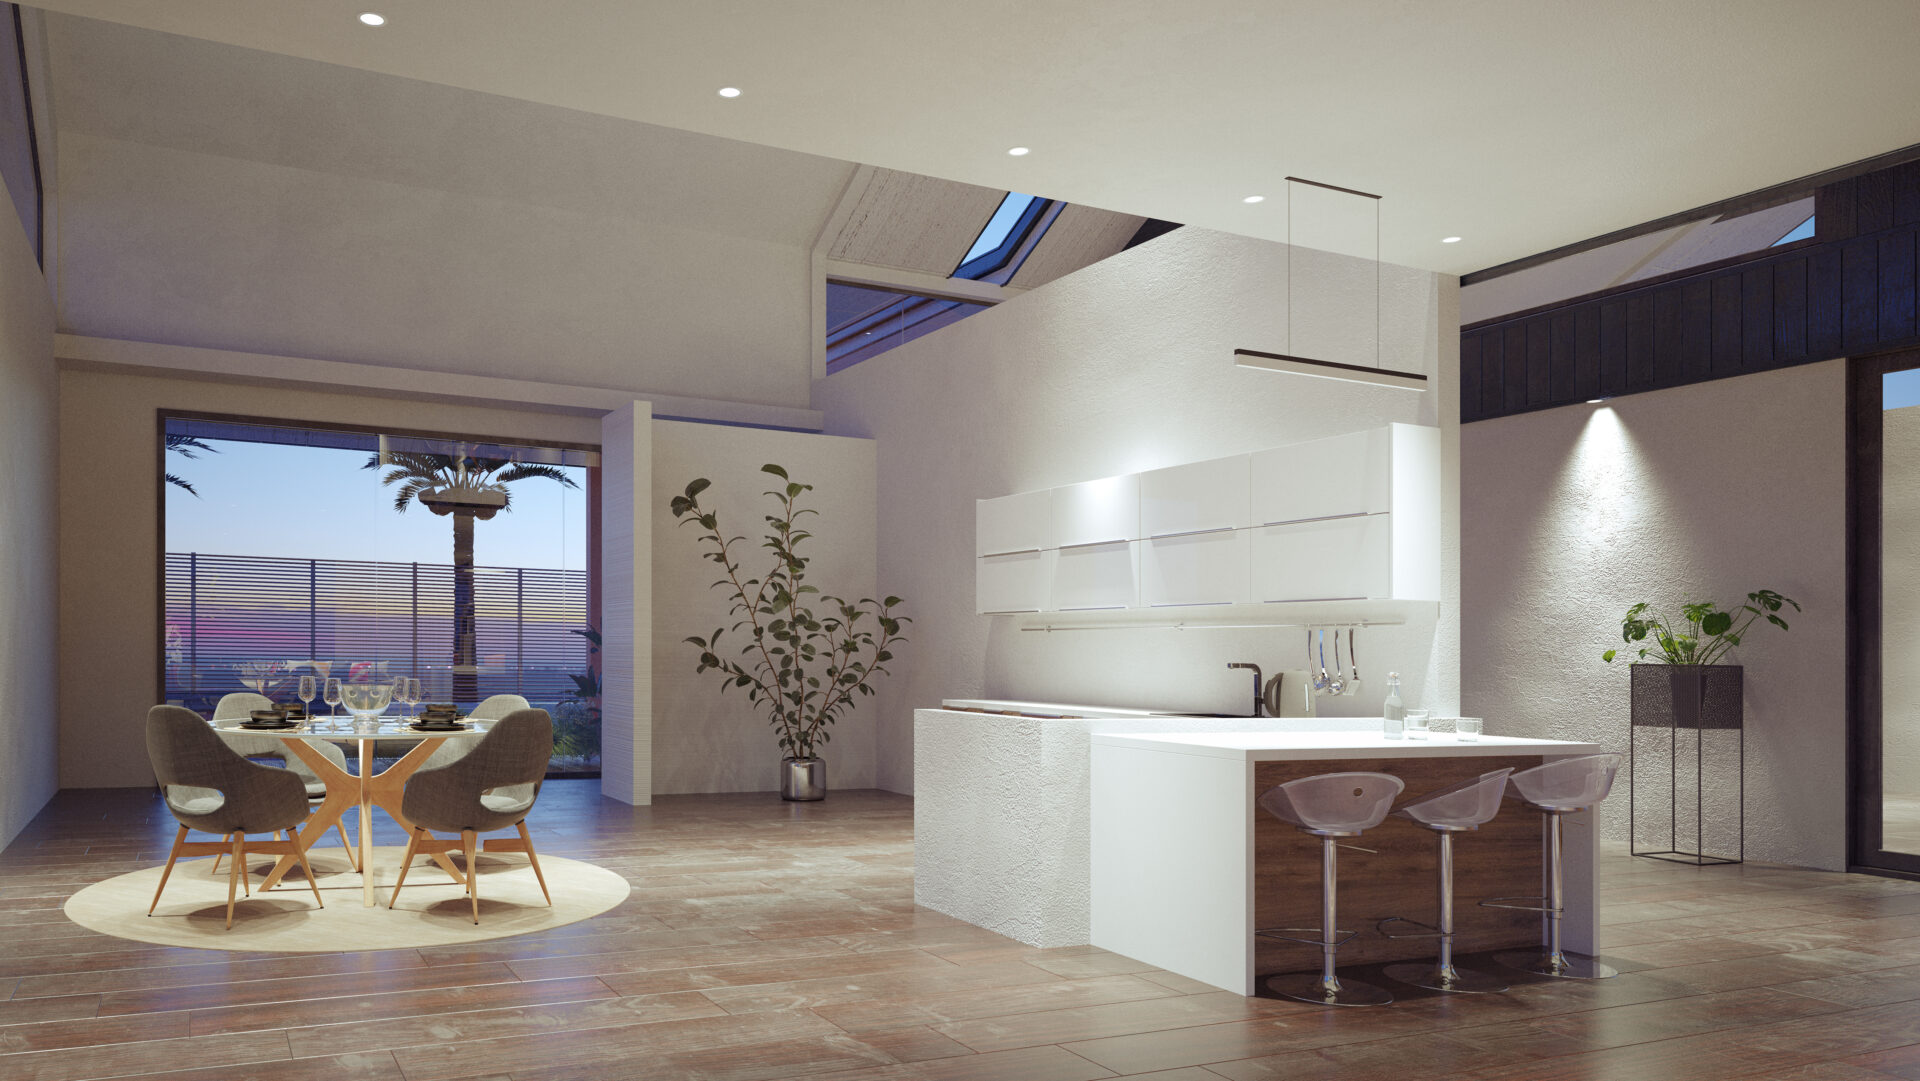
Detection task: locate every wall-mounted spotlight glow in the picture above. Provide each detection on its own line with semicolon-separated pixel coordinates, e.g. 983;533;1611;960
1243;195;1265;204
1441;236;1462;244
358;12;386;26
1586;398;1609;404
1006;146;1030;157
717;87;741;98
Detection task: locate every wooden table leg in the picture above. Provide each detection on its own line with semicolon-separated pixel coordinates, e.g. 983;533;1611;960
368;738;466;886
259;739;357;894
360;741;376;907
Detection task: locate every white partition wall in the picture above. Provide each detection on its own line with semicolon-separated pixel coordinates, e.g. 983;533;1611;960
599;401;654;805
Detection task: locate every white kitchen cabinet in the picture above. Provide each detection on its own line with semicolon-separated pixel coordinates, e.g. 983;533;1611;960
1139;456;1250;538
1250;428;1390;525
977;550;1050;613
1141;529;1249;607
977;489;1051;557
1250;515;1390;601
1051;541;1137;610
974;424;1438;615
1050;475;1139;549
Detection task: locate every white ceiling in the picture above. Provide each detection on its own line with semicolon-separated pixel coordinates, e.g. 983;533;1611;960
26;1;1920;275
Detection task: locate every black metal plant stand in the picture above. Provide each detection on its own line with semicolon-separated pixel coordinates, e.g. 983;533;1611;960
1629;664;1744;866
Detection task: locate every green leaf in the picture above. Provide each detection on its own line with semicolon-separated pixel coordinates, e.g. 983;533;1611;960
761;463;788;479
1700;611;1732;637
1601;649;1617;663
684;478;711;498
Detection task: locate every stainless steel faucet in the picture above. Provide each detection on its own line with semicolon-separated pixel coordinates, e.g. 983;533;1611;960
1228;662;1264;717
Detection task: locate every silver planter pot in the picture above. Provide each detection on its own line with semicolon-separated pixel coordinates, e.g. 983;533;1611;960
780;756;826;801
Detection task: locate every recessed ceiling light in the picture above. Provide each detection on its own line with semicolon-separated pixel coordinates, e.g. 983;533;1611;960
717;87;741;98
1586;398;1608;404
358;12;385;26
1006;146;1030;157
1441;236;1462;243
1243;195;1265;204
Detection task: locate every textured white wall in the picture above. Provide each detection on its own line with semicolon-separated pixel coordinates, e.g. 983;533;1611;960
598;402;652;805
56;366;600;789
816;226;1458;793
1462;361;1846;870
0;184;58;848
1884;406;1920;796
46;15;852;412
652;422;877;794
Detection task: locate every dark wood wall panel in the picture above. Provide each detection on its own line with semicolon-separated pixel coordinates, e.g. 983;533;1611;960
1464;159;1920;423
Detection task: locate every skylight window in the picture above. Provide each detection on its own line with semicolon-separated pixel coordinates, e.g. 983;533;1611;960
960;194;1037;266
1773;215;1815;246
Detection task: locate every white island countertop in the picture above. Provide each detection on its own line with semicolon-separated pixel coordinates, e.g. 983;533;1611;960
1092;730;1602;761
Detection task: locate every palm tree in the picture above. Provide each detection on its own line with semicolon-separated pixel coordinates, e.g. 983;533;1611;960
365;447;578;702
164;434;217;496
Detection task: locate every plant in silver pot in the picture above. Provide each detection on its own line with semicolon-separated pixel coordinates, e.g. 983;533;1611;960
669;465;908;801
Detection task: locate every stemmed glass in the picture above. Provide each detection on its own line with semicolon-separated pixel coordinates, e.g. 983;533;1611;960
297;675;317;726
406;678;423;722
323;678;343;730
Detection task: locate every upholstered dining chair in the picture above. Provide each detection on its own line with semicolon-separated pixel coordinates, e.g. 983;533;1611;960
146;705;325;928
210;692;358;873
418;694;531;771
389;709;553;923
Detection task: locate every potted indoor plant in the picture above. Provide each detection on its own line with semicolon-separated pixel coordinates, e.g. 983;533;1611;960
668;465;908;801
1602;589;1798;728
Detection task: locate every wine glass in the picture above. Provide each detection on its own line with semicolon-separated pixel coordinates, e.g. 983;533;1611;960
297;675;317;725
390;676;409;725
323;677;343;730
406;678;423;722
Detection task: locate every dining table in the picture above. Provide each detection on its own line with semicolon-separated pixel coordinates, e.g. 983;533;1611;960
213;716;489;906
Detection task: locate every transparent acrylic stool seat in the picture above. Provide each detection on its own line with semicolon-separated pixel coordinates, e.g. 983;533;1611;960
1256;771;1405;1007
1482;753;1623;980
1377;768;1514;994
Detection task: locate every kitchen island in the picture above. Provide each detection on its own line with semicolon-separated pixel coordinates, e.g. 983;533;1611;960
1090;730;1604;995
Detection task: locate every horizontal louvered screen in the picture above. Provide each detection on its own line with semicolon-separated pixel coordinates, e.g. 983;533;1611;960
164;551;589;713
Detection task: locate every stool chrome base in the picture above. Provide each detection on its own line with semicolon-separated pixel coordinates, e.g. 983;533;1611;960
1382;961;1509;994
1266;973;1395;1007
1495;949;1618;980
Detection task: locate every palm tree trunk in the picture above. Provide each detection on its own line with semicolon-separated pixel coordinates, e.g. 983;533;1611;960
452;510;477;703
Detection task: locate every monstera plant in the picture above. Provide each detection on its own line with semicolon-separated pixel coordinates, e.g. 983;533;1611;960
669;464;907;801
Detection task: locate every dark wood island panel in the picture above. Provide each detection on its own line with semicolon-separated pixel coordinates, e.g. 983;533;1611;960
1254;755;1545;975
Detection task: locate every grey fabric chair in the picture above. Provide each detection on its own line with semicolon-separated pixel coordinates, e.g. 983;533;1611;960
210;692;358;872
146;705;325;927
389;709;554;923
418;694;531;771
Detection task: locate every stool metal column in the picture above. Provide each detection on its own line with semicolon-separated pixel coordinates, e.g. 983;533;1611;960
1256;772;1405;1007
1484;754;1623;980
1379;769;1514;994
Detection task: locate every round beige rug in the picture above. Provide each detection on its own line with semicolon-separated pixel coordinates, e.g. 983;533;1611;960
65;845;630;951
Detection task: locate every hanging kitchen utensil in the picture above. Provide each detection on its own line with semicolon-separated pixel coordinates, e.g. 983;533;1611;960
1345;627;1362;696
1326;627;1346;696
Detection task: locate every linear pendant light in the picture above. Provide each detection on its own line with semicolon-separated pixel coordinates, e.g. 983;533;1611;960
1235;176;1427;392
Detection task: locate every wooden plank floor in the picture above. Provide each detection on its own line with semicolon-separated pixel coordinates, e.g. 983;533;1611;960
6;784;1920;1080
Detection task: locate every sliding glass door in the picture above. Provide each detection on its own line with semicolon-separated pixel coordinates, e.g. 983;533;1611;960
1850;349;1920;874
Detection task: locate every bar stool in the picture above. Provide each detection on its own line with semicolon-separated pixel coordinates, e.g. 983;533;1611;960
1256;771;1405;1007
1483;753;1623;980
1377;768;1514;994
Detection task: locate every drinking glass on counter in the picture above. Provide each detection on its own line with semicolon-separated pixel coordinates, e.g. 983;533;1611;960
1405;708;1431;740
1454;717;1483;741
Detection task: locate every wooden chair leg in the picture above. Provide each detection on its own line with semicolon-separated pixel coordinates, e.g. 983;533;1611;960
389;828;423;909
517;821;552;906
210;851;223;876
463;829;479;925
225;832;244;929
149;826;188;916
290;837;325;910
336;821;359;872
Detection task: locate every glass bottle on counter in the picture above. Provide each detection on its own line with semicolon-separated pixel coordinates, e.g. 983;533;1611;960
1382;672;1405;739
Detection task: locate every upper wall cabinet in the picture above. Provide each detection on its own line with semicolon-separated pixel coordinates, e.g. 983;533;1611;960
1250;429;1391;525
975;423;1441;614
976;489;1051;556
1051;475;1139;549
1139;456;1250;537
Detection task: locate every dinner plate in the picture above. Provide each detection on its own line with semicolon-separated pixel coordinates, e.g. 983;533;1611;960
410;722;468;732
239;720;299;730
